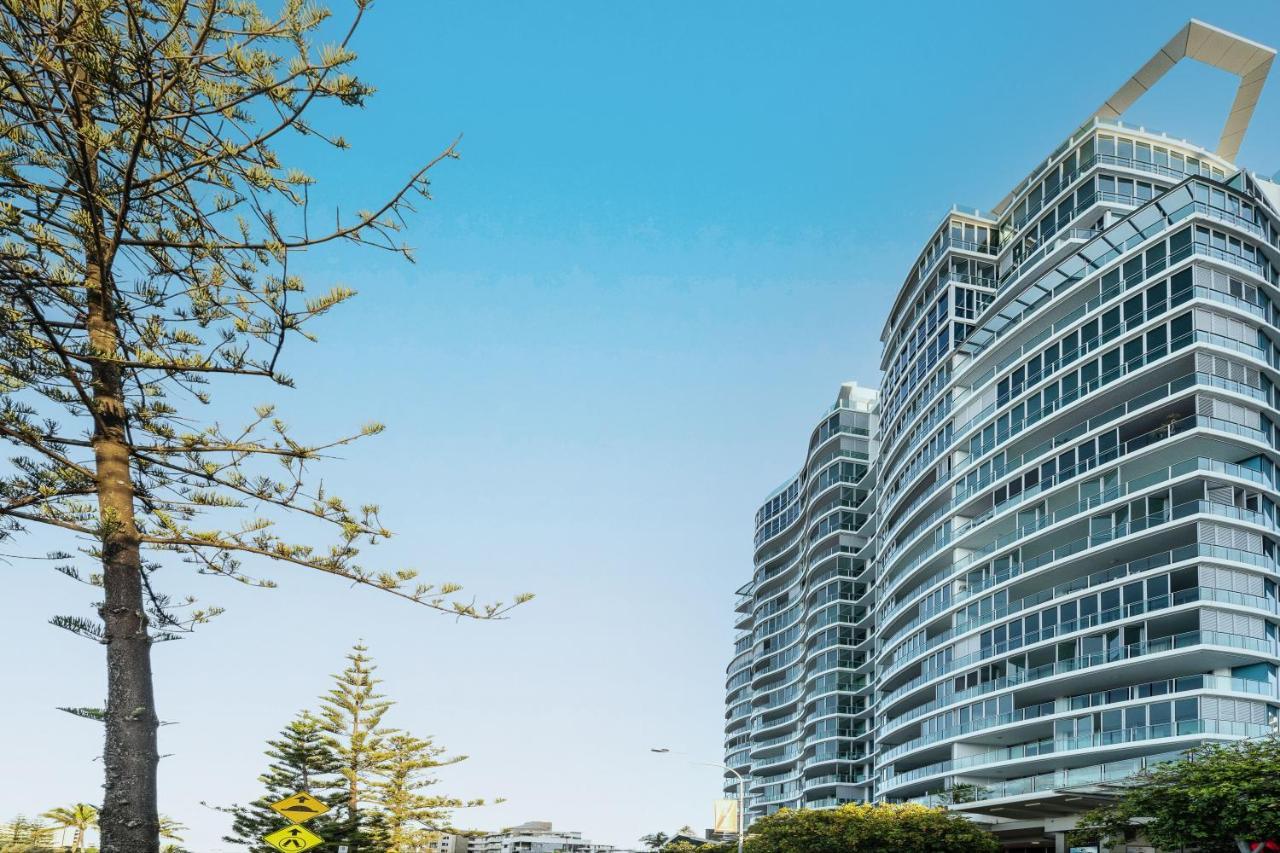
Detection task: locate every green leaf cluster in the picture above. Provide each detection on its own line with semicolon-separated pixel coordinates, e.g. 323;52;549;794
1069;737;1280;853
742;802;999;853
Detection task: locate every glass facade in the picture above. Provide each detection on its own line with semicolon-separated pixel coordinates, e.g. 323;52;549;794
725;95;1280;841
726;383;878;815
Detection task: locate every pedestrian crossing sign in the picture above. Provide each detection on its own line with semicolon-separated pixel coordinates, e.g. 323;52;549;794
263;824;324;852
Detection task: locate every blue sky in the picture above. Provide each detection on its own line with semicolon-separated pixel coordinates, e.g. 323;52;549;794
5;2;1280;850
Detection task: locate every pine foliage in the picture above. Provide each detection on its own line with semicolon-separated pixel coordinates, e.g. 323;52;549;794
221;713;345;852
225;644;479;852
0;2;530;846
0;815;56;853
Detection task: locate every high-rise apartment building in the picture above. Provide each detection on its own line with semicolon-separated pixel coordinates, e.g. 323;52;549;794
726;19;1280;850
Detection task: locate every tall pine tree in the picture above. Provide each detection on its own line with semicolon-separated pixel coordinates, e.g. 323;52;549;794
225;645;481;852
319;644;396;852
374;732;476;852
0;2;534;846
221;713;344;852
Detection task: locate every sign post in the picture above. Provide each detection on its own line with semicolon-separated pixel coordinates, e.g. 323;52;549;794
261;791;330;853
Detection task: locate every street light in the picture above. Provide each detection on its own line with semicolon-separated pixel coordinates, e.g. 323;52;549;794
649;748;745;853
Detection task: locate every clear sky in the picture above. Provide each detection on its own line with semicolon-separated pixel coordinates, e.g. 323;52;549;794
5;2;1280;851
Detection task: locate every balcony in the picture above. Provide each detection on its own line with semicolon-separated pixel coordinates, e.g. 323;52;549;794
881;627;1276;732
881;718;1270;791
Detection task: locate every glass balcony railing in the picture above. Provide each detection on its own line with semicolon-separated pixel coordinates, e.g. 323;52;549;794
804;771;869;788
900;743;1229;807
881;718;1270;789
882;478;1276;642
881;466;1275;631
808;751;869;766
752;706;804;732
752;745;803;768
882;579;1274;710
747;783;798;804
881;333;1265;565
756;684;802;711
877;673;1275;763
755;644;803;677
882;565;1279;682
882;448;1273;652
751;729;803;751
881;456;1270;650
1001;225;1103;288
803;796;860;809
961;206;1279;369
882;405;1268;597
804;722;868;746
880;628;1276;729
884;312;1271;540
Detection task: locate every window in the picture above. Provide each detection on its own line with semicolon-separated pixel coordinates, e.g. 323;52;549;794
1060;600;1078;624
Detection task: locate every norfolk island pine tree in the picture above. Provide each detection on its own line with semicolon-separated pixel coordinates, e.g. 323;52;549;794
0;2;531;849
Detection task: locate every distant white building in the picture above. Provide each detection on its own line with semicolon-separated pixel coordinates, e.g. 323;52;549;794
463;821;637;853
427;833;475;853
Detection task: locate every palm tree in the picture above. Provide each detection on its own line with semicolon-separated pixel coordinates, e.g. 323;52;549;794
40;804;97;853
157;816;186;843
639;832;670;851
154;816;190;853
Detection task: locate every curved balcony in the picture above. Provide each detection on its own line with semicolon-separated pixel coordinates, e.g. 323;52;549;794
880;627;1276;739
881;718;1268;796
879;673;1274;765
880;460;1274;634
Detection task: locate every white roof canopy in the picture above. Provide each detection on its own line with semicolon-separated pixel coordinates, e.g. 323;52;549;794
1091;19;1275;163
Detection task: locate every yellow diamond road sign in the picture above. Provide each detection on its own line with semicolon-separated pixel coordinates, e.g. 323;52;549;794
268;791;329;824
263;824;324;852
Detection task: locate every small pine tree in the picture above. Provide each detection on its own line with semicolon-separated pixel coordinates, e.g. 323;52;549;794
374;732;475;852
222;714;345;852
318;644;397;852
0;815;55;852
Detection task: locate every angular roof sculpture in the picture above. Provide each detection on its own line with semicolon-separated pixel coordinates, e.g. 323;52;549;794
1091;19;1275;164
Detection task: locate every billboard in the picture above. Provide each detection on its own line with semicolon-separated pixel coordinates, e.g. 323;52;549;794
713;798;739;835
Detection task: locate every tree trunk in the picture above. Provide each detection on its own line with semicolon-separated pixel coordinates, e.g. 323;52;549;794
74;824;85;853
64;18;160;846
348;708;361;851
88;256;158;852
